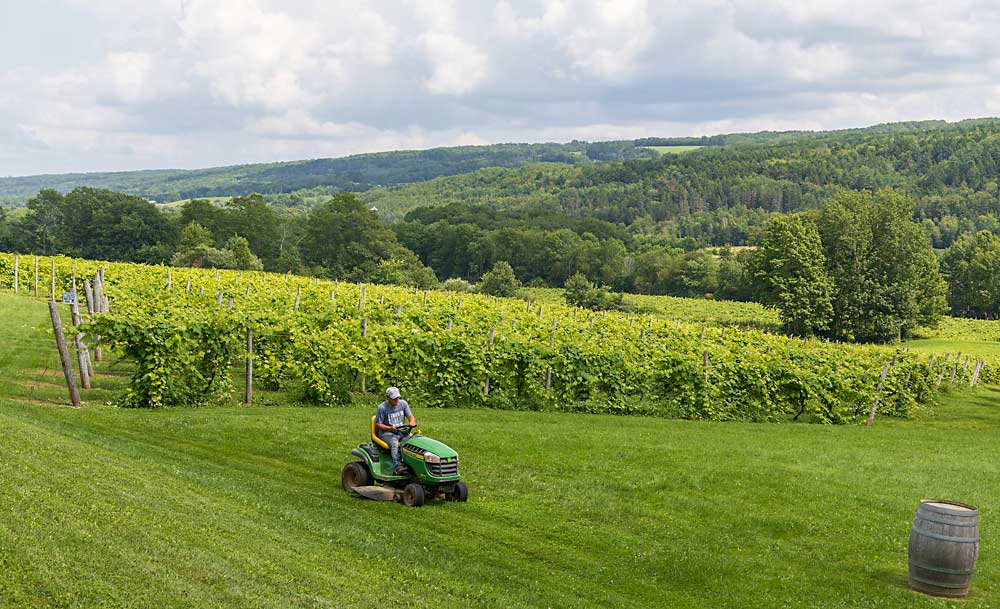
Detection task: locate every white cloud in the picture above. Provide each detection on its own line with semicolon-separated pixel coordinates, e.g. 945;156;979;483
419;32;489;96
2;0;1000;175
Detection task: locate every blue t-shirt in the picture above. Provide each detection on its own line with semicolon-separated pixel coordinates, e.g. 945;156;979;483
375;399;412;429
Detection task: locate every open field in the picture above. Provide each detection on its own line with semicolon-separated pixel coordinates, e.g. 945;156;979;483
1;291;998;608
643;145;705;154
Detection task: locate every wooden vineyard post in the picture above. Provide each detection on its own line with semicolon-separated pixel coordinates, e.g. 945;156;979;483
167;268;172;289
294;285;301;312
13;254;18;292
48;301;81;407
34;256;39;297
71;268;76;294
245;327;253;405
866;363;891;427
703;351;709;384
186;276;191;293
91;270;103;362
971;360;984;386
936;367;946;389
227;297;234;311
83;280;94;315
70;302;91;390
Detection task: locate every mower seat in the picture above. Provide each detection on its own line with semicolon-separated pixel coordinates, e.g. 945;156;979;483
371;416;389;450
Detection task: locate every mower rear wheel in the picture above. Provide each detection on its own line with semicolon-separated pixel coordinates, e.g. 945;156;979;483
402;483;425;507
342;461;372;491
446;481;469;502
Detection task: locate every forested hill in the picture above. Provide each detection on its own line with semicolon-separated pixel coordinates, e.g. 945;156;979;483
0;141;661;207
367;118;1000;248
2;118;984;208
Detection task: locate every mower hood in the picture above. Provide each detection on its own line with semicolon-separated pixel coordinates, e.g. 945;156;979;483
403;435;458;460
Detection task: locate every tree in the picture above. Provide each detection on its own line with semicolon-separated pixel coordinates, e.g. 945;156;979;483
750;214;834;335
300;193;404;280
219;194;280;265
715;249;754;301
816;189;946;342
12;190;67;254
224;236;264;271
177;222;214;251
0;207;10;250
941;231;1000;318
478;261;521;297
563;272;594;307
369;254;439;289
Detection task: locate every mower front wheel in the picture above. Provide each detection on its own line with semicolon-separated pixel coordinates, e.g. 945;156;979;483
342;461;373;491
446;481;469;502
402;483;425;507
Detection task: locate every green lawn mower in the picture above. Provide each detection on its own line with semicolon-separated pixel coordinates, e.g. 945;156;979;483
341;417;469;507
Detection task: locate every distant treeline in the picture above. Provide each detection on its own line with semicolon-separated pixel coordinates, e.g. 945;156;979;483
4;185;999;327
365;118;1000;249
0;141;657;206
2;118;988;207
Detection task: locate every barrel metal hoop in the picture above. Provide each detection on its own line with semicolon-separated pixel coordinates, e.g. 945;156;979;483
915;514;979;528
908;573;971;590
911;528;979;544
909;559;977;575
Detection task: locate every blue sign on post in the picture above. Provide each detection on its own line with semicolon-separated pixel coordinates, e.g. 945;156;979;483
62;292;77;305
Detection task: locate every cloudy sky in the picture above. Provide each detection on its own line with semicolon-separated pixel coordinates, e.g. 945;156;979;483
2;0;1000;176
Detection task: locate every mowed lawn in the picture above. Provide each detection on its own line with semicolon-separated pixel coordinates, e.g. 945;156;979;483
1;292;998;608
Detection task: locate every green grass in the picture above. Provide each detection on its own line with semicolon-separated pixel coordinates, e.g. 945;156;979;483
1;291;998;608
643;145;705;154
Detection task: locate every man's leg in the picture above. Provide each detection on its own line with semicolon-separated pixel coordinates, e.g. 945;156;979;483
380;432;402;469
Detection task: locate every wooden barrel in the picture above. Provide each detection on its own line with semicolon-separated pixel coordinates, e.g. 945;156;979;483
908;499;979;597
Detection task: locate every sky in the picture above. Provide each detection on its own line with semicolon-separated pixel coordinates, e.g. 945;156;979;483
2;0;1000;176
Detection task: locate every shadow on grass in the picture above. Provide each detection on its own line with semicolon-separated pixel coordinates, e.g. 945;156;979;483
868;567;909;591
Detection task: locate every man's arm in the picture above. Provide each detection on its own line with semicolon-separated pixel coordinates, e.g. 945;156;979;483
374;406;397;432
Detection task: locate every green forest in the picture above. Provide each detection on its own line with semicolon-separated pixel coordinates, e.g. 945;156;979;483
3;118;1000;341
0;141;657;206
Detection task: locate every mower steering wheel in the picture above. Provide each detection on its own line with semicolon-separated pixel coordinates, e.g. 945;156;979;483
396;424;417;435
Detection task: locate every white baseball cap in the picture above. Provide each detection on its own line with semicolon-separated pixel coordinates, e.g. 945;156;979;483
385;387;401;399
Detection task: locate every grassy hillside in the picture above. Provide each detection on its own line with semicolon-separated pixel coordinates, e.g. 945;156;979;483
0;290;997;608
